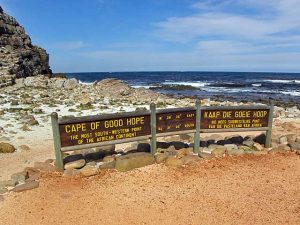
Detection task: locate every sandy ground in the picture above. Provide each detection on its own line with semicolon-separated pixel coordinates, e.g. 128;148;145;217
0;153;299;225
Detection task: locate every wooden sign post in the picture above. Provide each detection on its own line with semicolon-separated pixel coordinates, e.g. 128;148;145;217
51;102;273;171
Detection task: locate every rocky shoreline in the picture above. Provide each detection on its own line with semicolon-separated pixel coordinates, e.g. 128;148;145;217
0;75;300;194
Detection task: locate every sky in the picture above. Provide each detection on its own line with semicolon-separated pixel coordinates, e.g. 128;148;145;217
1;0;300;73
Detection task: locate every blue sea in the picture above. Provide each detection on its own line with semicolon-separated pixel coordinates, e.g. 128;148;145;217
67;72;300;106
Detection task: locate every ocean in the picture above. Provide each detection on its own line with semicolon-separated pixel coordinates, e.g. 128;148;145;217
67;72;300;107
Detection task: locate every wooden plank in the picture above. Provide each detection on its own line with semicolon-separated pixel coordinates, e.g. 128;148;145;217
201;127;269;133
59;114;151;148
201;108;270;130
150;103;157;155
61;135;151;152
51;112;64;171
201;105;270;110
156;129;196;137
156;109;196;133
58;110;151;125
265;101;274;148
193;100;201;153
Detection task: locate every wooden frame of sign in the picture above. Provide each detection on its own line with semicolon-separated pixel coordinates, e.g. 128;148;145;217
51;101;273;171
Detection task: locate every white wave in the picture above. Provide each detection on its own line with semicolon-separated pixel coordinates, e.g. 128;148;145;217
162;81;210;88
281;91;300;96
79;80;93;85
252;83;262;87
131;85;151;89
263;79;298;84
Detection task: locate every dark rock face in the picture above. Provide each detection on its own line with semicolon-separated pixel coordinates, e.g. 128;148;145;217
0;6;52;83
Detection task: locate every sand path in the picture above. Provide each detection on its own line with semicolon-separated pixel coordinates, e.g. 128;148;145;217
0;153;299;225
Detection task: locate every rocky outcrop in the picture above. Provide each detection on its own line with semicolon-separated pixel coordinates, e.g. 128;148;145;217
0;6;52;84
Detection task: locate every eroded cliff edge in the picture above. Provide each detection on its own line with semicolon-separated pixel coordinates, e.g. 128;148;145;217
0;6;52;84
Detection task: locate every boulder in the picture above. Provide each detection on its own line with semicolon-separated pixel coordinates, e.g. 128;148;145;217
181;155;200;165
289;142;300;151
169;141;188;150
154;153;168;164
165;157;183;167
198;152;214;160
12;180;39;192
64;78;78;90
11;171;29;184
211;148;225;158
253;143;264;151
225;135;244;144
115;152;155;172
0;187;8;194
176;148;192;159
80;165;98;177
254;133;266;145
64;159;86;170
0;142;15;153
226;148;244;156
98;161;115;170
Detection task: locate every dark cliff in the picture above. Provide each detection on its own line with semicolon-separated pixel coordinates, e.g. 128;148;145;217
0;6;52;83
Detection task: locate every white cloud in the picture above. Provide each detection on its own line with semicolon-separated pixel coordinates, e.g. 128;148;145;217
155;0;300;43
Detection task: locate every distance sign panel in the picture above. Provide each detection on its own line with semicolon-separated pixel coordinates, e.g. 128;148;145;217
156;110;196;133
200;108;270;129
59;115;151;148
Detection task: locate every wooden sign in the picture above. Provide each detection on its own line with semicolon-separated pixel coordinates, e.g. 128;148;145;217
51;102;273;171
201;108;270;130
59;114;151;148
156;109;196;133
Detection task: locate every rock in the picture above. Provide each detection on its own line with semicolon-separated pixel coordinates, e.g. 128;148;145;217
80;165;98;177
181;155;200;165
64;159;86;170
296;150;300;155
211;148;225;158
279;136;288;145
12;180;39;192
0;142;15;153
208;144;226;152
19;144;30;151
115;152;155;172
11;171;29;184
63;169;80;177
225;135;244;144
64;78;78;90
169;141;188;150
200;141;209;147
0;180;17;187
289;142;300;151
242;139;255;147
157;142;171;149
198;152;214;160
0;187;8;194
165;157;183;167
224;144;238;150
102;155;115;163
253;143;264;151
33;162;55;172
254;133;266;145
24;167;41;181
176;148;192;159
0;8;52;82
226;148;244;156
154;153;168;164
137;143;151;152
98;161;115;170
216;139;232;145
